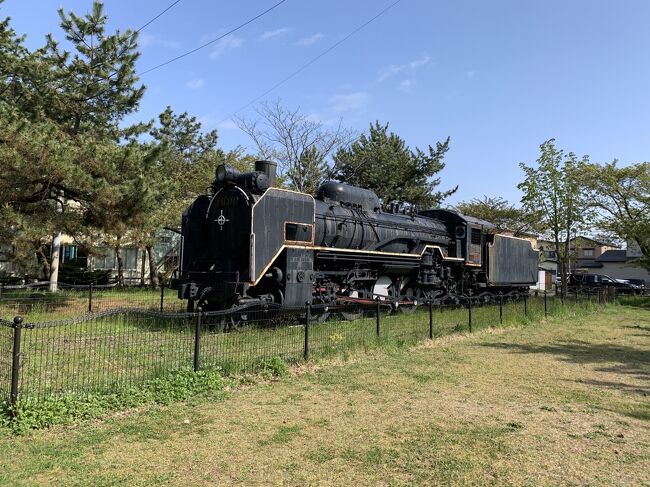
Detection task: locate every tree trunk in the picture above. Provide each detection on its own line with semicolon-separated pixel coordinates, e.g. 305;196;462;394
49;231;62;292
146;245;159;288
563;228;571;297
115;242;124;287
553;236;565;298
36;245;50;281
139;247;146;287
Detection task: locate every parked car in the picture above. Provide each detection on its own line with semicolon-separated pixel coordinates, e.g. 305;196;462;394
625;278;647;294
568;273;639;295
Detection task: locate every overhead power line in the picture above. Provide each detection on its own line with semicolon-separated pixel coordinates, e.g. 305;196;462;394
214;0;403;127
136;0;183;33
139;0;289;76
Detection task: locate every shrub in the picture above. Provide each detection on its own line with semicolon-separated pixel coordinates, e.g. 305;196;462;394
0;367;225;435
257;356;289;379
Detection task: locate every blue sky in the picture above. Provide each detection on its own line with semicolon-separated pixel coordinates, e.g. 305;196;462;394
3;0;650;205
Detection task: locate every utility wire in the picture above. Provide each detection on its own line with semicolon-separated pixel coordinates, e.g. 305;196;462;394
136;0;183;33
139;0;288;76
214;0;402;127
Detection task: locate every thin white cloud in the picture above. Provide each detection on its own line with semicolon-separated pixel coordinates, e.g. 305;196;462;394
260;27;289;40
186;78;204;90
209;34;243;59
377;64;406;82
409;54;431;69
294;33;324;46
306;112;340;126
139;33;180;50
329;92;369;112
377;53;431;82
399;79;415;93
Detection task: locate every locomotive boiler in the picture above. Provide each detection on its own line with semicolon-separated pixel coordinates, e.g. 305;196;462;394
175;160;538;311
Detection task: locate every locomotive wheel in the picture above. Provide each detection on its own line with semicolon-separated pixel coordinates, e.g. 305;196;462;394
340;310;362;321
316;311;331;323
442;294;461;307
397;288;419;314
398;303;419;314
224;311;248;332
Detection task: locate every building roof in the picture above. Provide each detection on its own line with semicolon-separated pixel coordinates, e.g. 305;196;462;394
570;236;618;247
576;259;603;268
538;236;619;248
595;250;629;263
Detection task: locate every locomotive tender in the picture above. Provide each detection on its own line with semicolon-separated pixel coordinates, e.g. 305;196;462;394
176;160;538;311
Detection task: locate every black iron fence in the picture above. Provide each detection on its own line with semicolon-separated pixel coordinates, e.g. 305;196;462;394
0;290;619;407
0;282;183;323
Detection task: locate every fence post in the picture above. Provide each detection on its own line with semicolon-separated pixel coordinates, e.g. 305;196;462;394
544;290;548;318
499;292;503;325
375;299;381;337
159;280;165;312
467;295;473;333
88;282;93;313
428;299;433;340
597;289;601;305
10;316;23;408
193;307;202;372
0;282;4;300
304;302;311;360
524;293;528;317
575;288;578;305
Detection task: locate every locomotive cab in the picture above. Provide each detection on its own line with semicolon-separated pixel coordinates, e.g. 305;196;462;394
419;209;491;266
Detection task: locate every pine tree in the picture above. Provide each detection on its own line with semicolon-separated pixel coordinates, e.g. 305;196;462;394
331;122;457;209
0;1;149;285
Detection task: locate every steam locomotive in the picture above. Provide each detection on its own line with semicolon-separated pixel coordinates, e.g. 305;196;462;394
175;160;538;311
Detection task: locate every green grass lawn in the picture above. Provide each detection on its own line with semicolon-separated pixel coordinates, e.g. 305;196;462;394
2;296;594;400
0;287;186;323
0;301;646;486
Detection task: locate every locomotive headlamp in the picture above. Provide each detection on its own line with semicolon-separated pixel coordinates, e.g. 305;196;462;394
215;164;241;184
216;164;227;183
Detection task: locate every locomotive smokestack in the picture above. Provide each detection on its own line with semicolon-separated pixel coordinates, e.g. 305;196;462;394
255;160;277;187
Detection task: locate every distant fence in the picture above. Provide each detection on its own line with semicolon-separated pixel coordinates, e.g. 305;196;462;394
0;290;617;406
0;282;183;323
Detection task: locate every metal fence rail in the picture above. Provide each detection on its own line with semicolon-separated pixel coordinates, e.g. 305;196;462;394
0;319;13;402
1;291;618;407
0;282;183;323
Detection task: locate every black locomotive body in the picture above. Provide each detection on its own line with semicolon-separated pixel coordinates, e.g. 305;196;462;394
176;161;538;311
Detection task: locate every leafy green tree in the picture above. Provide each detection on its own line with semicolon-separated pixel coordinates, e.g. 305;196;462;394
331;121;457;209
1;1;254;287
455;196;541;236
40;2;145;138
0;1;150;286
518;139;589;294
581;161;650;270
291;146;326;196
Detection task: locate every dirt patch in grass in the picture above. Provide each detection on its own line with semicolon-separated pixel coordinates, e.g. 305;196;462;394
0;306;648;486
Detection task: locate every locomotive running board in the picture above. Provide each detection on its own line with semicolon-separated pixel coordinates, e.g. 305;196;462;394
249;243;464;286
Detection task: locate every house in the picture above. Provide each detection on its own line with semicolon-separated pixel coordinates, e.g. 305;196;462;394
63;231;180;285
570;236;618;273
537;236;619;277
1;231;179;285
593;247;650;286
